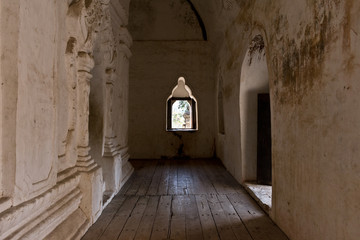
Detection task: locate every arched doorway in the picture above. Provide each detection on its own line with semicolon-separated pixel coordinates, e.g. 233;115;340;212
240;34;272;211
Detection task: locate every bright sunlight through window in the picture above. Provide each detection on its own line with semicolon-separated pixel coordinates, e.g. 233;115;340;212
171;100;192;129
166;77;198;131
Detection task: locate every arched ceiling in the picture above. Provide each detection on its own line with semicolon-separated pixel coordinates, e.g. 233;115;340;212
127;0;242;43
128;0;203;41
191;0;244;42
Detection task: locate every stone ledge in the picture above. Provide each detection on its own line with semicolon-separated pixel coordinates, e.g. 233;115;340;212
244;182;272;214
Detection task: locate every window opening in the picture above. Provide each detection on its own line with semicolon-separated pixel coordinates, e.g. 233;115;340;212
167;77;198;131
172;100;192;129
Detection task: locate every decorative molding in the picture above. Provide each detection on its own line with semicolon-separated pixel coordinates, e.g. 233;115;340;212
103;137;122;157
0;198;11;215
118;27;132;48
43;208;89;240
6;189;82;240
0;1;134;239
117;43;132;59
0;175;80;239
76;52;97;173
57;167;79;183
110;0;128;26
119;146;130;162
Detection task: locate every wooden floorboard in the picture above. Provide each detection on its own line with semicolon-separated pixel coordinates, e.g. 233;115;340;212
82;159;289;240
207;193;238;240
134;196;159;240
167;160;178;195
185;195;203;240
195;194;219;240
150;195;172;240
170;195;186;240
82;195;127;240
217;194;252;240
118;196;149;240
147;160;164;196
98;196;139;240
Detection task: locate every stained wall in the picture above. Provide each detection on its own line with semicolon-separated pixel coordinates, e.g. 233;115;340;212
215;1;360;240
0;1;360;240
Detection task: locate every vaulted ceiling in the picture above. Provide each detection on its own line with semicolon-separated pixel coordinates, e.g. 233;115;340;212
127;0;242;43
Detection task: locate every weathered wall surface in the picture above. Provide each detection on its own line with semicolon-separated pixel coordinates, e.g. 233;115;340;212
0;0;133;239
0;0;20;202
129;41;215;159
15;0;58;203
89;2;134;199
216;0;360;240
128;0;203;40
1;0;359;239
128;0;215;159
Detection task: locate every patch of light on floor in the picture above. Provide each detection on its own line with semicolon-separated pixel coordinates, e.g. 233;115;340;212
244;182;272;213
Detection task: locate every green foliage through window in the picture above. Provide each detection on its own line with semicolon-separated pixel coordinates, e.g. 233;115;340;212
171;100;192;128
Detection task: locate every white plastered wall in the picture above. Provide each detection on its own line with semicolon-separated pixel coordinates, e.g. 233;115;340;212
0;0;133;239
240;44;269;182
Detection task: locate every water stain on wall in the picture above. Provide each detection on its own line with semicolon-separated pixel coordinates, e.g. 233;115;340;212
271;2;338;106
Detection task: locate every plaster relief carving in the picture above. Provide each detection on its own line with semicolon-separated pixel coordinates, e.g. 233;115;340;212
89;0;134;197
58;37;79;173
14;0;58;204
0;175;80;239
104;69;116;139
76;52;94;149
0;0;133;238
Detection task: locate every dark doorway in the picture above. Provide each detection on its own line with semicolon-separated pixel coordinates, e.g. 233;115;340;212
257;93;272;185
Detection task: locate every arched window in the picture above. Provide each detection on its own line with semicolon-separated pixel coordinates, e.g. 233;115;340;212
166;77;198;131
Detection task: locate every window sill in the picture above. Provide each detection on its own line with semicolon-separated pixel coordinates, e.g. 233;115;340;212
166;128;198;132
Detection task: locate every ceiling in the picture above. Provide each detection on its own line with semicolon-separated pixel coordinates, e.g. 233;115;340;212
127;0;242;43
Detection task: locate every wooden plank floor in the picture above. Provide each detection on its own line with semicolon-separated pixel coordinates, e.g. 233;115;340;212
82;159;289;240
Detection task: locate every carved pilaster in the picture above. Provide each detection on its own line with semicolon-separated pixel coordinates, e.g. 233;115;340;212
102;68;123;196
104;68;116;139
113;25;134;188
75;51;103;223
76;52;97;171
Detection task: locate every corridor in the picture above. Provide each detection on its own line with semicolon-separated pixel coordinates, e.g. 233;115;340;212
82;159;288;240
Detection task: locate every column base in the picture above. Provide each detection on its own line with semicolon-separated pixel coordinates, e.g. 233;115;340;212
78;165;103;224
